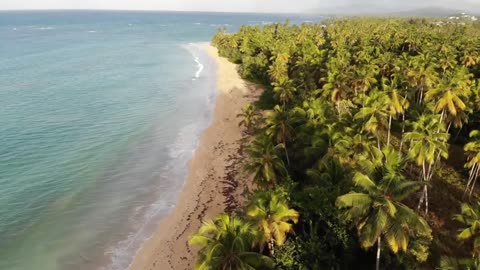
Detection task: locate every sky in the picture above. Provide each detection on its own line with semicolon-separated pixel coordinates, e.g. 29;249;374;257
0;0;479;13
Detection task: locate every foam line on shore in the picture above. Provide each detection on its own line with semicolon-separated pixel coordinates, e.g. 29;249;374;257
128;43;260;270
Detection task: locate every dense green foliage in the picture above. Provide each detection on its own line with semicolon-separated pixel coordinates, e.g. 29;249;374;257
191;18;480;269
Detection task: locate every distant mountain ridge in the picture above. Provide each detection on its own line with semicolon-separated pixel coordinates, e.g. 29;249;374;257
315;6;477;17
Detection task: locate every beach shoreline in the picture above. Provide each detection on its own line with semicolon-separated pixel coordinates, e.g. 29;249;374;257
128;43;261;270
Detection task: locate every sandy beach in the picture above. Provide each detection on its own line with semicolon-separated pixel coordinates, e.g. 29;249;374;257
129;43;261;270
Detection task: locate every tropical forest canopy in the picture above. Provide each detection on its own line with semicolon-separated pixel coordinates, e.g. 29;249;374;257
190;18;480;269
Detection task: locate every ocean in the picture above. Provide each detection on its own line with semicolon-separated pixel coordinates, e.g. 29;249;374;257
0;10;321;270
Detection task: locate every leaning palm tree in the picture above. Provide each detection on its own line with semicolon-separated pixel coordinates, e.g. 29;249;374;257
246;190;299;255
245;135;288;187
464;130;480;198
189;214;274;270
454;202;480;257
336;149;431;270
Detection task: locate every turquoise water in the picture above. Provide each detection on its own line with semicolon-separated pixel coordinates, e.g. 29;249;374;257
0;11;321;270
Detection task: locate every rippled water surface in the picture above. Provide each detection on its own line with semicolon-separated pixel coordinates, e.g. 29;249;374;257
0;11;322;270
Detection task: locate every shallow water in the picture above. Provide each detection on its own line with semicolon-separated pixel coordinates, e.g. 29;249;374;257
0;11;322;270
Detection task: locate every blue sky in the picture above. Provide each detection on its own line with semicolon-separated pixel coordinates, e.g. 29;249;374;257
0;0;478;13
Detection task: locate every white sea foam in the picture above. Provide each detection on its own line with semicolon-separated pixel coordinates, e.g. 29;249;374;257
87;30;97;33
194;56;204;79
38;27;54;30
106;42;217;270
194;22;201;25
112;122;207;270
210;23;231;27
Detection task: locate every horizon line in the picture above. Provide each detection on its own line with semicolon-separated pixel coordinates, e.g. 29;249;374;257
0;8;323;15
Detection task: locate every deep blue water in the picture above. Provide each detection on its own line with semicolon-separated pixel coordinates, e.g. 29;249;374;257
0;10;322;270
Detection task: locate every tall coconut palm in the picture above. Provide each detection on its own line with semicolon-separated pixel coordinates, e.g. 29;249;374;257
189;214;274;270
246;190;299;255
268;53;289;82
381;77;410;147
322;69;352;107
464;130;480;198
265;105;296;165
354;90;389;150
406;52;437;104
404;114;449;214
454;202;480;257
425;67;473;129
245;135;287;187
237;104;261;134
351;64;378;100
272;77;296;108
336;150;430;270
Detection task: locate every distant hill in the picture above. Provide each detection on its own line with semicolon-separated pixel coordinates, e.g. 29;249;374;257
389;7;464;17
314;6;471;17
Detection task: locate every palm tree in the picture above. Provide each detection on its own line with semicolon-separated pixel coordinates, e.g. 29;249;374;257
354;90;389;150
268;53;289;82
322;69;351;108
246;190;299;255
425;67;473;129
336;149;431;270
438;256;480;270
351;64;378;101
404;114;449;214
237;104;261;134
265;105;296;165
272;77;296;108
454;202;480;257
245;135;287;187
189;214;274;270
406;52;437;104
464;130;480;198
381;77;409;147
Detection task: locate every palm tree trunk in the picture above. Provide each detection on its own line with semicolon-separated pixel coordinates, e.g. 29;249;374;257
399;112;406;152
471;164;480;194
269;239;275;256
376;237;381;270
439;108;445;125
469;175;479;199
425;184;429;215
464;173;472;198
467;164;480;199
464;163;477;198
387;115;392;147
417;185;426;212
419;86;423;104
284;137;290;166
